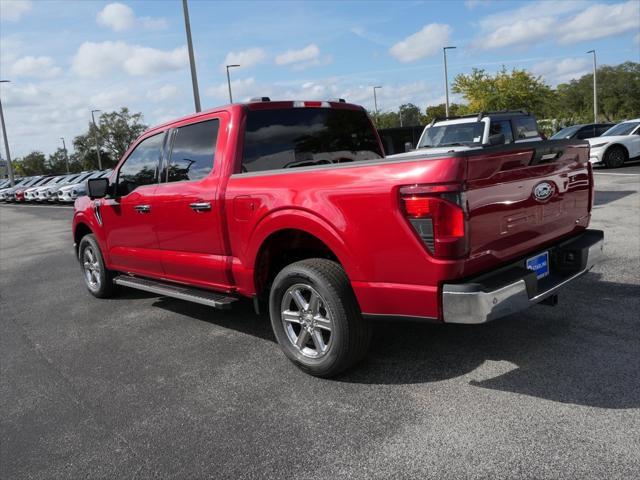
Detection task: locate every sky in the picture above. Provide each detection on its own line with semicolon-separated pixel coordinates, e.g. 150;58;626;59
1;0;639;158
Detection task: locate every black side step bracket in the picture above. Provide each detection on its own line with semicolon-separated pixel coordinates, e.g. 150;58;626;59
113;275;237;309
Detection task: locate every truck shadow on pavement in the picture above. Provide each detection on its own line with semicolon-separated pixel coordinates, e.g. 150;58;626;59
149;274;639;409
593;190;635;206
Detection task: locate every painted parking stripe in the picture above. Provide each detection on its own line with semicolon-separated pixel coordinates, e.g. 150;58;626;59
1;204;73;209
594;172;640;176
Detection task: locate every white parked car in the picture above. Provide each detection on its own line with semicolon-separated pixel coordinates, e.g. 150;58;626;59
389;111;542;159
587;119;640;168
57;170;111;203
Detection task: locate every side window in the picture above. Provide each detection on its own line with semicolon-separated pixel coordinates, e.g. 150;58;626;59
596;126;611;136
576;126;594;139
489;120;514;143
513;116;539;140
117;133;163;196
167;119;219;183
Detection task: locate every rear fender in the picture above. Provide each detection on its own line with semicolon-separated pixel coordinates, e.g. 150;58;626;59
236;208;361;295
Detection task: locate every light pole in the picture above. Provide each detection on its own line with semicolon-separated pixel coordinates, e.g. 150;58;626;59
0;80;15;186
373;86;382;125
91;109;103;170
182;0;201;112
226;64;240;103
587;50;597;123
60;137;70;174
443;46;456;118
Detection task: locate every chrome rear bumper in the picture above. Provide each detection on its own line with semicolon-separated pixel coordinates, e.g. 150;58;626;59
442;230;604;324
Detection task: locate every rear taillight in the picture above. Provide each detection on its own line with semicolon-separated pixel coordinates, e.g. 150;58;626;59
400;184;469;259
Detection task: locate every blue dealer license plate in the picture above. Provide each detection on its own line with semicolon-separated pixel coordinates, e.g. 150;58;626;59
526;251;549;279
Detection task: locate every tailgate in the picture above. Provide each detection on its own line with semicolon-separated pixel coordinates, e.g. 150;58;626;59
463;140;592;273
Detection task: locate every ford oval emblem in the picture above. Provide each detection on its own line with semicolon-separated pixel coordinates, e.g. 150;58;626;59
533;182;555;202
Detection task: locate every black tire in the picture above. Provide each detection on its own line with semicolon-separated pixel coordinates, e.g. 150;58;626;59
78;234;117;298
604;145;627;168
269;258;371;377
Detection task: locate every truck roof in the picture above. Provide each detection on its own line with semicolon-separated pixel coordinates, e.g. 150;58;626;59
147;99;365;135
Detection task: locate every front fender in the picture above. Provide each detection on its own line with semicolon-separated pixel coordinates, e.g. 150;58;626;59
72;199;111;265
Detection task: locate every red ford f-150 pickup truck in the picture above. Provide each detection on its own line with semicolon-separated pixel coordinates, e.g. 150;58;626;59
74;99;603;377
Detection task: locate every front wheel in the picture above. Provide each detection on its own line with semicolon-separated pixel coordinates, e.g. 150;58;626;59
269;259;371;377
604;146;627;168
78;234;116;298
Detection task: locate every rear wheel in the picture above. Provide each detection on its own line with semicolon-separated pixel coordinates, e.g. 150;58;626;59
269;259;371;377
78;234;116;298
604;145;627;168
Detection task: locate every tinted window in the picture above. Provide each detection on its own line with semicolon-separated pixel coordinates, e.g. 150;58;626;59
603;122;639;136
242;108;382;173
576;126;596;139
167;119;219;182
489;120;514;143
117;133;163;195
513;116;539;139
419;122;485;148
595;125;613;136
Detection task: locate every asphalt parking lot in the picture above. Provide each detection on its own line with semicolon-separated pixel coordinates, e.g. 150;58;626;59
1;165;639;479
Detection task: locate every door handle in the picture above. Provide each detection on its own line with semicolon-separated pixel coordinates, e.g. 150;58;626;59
189;202;211;212
134;204;151;213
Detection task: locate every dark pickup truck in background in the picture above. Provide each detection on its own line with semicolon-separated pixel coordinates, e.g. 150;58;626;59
74;99;603;377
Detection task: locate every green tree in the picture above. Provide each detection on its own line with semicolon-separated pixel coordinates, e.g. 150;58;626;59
15;151;46;176
398;103;425;126
46;148;71;174
424;103;466;122
556;62;640;122
452;67;556;118
73;107;147;169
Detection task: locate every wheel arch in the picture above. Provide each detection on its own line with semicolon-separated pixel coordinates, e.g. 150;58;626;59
242;209;362;297
605;143;629;159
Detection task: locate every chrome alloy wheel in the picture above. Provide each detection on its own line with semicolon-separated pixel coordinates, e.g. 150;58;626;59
82;245;101;290
281;283;333;358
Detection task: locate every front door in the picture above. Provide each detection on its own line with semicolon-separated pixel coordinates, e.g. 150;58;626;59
153;114;233;291
101;131;165;278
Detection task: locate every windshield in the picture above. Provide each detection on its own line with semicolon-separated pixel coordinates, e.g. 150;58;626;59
603;121;640;136
551;125;581;139
418;122;484;148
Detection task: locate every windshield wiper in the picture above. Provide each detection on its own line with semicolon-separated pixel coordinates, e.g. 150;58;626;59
438;142;468;147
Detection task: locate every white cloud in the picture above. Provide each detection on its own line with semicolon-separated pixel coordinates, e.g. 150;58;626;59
532;57;591;85
221;48;266;70
275;44;320;65
72;41;188;77
389;24;452;62
10;56;61;78
483;17;556;50
147;84;181;102
206;77;257;102
97;2;167;32
97;3;135;31
475;1;638;49
90;88;136;110
559;1;640;44
0;0;32;21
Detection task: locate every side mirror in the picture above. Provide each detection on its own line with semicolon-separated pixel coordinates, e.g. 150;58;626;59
404;141;414;152
488;133;505;146
87;178;109;199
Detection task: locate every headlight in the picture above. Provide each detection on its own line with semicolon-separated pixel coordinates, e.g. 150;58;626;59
591;142;608;148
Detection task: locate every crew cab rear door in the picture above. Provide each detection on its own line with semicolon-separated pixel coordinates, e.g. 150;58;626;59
153;112;233;291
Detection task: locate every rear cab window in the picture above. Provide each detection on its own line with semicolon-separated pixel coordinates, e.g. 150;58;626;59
241;107;383;173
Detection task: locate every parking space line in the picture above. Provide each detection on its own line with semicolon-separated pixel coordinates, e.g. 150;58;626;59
593;172;640;176
1;204;73;209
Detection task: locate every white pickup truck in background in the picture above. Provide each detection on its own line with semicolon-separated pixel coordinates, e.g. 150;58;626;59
391;110;542;158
